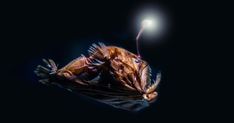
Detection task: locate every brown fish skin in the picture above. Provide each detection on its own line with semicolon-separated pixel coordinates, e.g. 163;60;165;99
56;44;159;101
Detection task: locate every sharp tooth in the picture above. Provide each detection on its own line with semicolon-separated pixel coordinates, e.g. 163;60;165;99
154;72;161;86
146;72;161;93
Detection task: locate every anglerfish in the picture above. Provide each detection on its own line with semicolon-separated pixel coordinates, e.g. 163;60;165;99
35;42;161;111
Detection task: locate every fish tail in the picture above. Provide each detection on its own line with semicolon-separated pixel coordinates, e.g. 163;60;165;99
34;59;58;84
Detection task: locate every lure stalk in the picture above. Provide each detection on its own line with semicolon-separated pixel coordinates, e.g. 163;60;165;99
136;26;145;58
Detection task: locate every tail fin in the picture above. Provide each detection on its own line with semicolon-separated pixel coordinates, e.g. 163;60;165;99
34;59;58;84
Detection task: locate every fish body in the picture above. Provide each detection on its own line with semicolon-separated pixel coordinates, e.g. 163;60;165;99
35;43;161;111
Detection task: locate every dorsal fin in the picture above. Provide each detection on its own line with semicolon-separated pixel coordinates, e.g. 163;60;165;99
88;42;107;57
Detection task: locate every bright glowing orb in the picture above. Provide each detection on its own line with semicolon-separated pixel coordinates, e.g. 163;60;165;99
141;17;160;33
142;19;153;28
134;5;169;41
142;19;158;31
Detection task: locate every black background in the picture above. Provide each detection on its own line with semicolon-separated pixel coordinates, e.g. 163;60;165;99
2;0;231;122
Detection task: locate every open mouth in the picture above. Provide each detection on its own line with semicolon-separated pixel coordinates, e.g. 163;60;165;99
139;63;152;82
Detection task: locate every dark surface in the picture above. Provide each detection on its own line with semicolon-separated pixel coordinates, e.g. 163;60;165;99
2;0;230;122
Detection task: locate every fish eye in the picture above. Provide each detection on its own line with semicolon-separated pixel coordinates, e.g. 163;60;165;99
135;59;141;63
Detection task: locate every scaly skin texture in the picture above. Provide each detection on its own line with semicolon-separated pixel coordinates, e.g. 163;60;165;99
56;43;160;101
